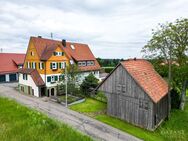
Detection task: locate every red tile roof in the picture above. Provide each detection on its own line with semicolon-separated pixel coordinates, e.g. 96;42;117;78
0;53;25;75
121;59;168;103
18;68;45;86
31;37;101;71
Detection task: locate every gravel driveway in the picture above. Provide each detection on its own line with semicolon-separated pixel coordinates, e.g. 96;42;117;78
0;83;141;141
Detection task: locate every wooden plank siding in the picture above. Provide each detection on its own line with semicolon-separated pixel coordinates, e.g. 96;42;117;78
98;65;155;130
153;95;168;128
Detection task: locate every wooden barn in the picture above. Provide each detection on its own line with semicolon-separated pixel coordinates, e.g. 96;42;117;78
96;59;169;130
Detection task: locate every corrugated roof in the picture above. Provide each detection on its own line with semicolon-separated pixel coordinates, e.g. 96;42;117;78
0;53;25;74
121;59;168;103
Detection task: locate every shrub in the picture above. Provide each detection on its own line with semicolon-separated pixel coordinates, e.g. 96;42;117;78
80;73;99;96
94;91;107;103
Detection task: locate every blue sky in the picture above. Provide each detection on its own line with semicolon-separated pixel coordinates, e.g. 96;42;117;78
0;0;188;58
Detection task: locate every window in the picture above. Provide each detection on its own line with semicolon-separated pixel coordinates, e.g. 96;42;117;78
71;44;75;50
87;61;94;66
51;62;57;70
32;62;36;69
31;51;34;56
59;75;65;81
122;85;126;93
47;75;59;82
59;62;66;69
82;62;86;66
78;62;82;66
39;62;44;70
23;74;28;80
139;100;148;110
78;61;86;66
27;62;30;68
51;76;55;82
53;52;64;56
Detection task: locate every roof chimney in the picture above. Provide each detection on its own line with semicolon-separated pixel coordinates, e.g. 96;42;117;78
62;39;66;47
134;57;136;61
38;36;42;38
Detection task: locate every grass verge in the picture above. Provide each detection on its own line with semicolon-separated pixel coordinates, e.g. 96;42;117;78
0;97;92;141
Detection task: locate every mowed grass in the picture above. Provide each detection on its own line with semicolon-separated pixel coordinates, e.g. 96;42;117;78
70;98;188;141
70;98;106;113
0;97;92;141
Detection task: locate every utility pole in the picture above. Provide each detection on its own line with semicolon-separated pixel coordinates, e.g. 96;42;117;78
167;46;172;119
65;67;68;107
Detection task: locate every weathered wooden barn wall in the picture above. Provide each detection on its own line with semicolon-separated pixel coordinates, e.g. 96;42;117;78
98;65;155;130
153;95;168;127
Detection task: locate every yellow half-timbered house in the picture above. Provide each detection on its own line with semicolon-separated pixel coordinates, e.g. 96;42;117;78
18;36;101;97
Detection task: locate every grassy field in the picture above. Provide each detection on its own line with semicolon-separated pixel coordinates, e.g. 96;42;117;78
70;98;188;141
0;97;92;141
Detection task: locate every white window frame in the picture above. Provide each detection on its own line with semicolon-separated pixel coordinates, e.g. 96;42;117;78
23;74;28;80
82;61;86;66
54;52;63;56
52;62;57;69
78;62;82;66
39;62;43;70
33;62;36;69
61;62;65;69
31;51;34;56
51;76;55;82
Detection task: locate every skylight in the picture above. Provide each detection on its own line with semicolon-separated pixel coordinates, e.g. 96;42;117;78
70;44;75;50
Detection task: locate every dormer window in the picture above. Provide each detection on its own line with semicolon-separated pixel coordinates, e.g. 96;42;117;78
87;61;94;66
53;52;64;56
78;61;86;66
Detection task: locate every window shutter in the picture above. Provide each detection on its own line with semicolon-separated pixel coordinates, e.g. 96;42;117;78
64;62;66;68
42;63;44;69
55;76;58;81
62;52;64;56
59;75;62;81
38;62;40;69
59;62;61;69
56;62;58;69
53;52;56;56
50;63;52;69
62;75;65;80
47;76;51;82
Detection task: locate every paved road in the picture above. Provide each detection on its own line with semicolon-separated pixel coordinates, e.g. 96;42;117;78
0;83;141;141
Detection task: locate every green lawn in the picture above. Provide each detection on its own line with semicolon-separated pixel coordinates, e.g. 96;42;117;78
70;98;106;113
0;97;92;141
70;98;188;141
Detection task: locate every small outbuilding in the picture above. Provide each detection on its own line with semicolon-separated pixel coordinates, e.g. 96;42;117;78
96;59;169;130
0;53;25;83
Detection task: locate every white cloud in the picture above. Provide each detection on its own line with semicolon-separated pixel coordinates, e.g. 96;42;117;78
0;0;188;58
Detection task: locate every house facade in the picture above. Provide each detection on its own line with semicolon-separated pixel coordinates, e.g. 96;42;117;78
18;36;101;97
96;59;168;130
0;53;25;83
